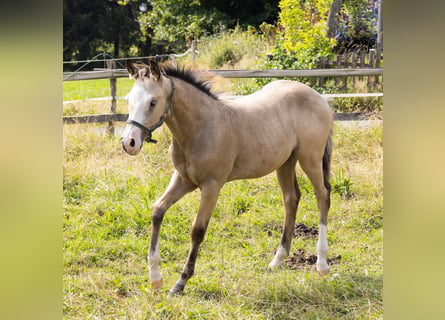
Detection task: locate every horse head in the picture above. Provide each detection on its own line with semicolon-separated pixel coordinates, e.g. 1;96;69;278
121;59;173;155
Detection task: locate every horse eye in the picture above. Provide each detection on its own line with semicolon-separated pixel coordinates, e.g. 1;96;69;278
150;99;157;108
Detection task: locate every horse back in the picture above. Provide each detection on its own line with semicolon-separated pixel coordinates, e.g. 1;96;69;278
225;80;332;180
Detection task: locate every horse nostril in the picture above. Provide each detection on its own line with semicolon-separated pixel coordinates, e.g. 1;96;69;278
130;138;135;147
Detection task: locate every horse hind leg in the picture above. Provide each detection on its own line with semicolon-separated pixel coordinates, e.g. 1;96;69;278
268;154;300;269
298;154;331;276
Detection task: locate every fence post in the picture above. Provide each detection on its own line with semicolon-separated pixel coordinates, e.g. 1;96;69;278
318;56;327;87
368;49;375;89
342;52;349;90
359;50;365;82
106;60;117;137
335;53;342;86
375;43;383;86
351;51;358;87
191;39;196;64
171;55;177;68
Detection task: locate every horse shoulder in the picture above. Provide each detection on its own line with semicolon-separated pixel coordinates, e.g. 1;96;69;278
169;139;191;183
169;125;236;187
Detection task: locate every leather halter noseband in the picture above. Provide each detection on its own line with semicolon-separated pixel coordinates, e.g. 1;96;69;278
126;77;174;144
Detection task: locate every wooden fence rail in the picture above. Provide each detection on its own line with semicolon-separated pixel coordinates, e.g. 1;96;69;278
63;111;381;125
63;68;383;81
63;62;383;129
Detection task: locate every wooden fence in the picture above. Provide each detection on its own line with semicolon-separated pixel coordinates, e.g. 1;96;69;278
63;67;383;82
312;44;383;88
63;53;383;130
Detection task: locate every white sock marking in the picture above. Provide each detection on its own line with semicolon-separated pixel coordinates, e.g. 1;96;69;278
268;246;288;269
148;243;162;282
316;223;329;272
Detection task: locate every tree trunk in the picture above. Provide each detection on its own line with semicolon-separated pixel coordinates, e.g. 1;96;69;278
114;36;120;57
377;0;383;45
327;0;344;39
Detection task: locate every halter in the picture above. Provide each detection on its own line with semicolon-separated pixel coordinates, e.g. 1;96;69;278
126;77;175;144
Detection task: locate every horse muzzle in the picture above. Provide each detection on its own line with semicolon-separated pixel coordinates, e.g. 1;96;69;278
121;131;143;156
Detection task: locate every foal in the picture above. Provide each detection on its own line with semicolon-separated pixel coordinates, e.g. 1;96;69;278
121;60;333;295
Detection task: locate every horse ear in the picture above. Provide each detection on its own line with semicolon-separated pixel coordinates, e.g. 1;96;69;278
148;59;162;81
126;60;138;78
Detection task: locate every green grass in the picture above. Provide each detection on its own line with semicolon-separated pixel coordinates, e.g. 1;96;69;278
63;78;134;102
63;120;383;319
63;78;134;116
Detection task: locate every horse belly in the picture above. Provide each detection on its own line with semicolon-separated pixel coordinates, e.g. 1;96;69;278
229;138;295;180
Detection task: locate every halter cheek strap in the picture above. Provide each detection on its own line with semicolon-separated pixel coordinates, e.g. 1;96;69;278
126;77;175;144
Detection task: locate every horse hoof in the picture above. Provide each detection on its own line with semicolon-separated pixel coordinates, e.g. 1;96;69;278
168;288;183;297
168;283;185;296
151;278;163;292
317;268;330;276
268;260;282;270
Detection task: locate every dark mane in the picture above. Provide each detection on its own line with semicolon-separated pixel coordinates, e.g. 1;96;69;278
162;64;218;100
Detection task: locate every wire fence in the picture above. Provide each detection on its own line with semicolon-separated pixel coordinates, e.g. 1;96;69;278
63;50;191;79
63;51;184;101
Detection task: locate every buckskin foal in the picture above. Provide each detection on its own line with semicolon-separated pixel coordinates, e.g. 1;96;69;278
120;59;333;295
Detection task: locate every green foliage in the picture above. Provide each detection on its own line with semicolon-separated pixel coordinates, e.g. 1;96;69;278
335;0;379;52
64;0;279;61
210;40;239;68
333;169;353;198
137;0;280;46
236;0;337;93
196;26;269;68
139;0;210;42
200;0;280;28
264;0;336;71
63;0;146;62
278;0;335;58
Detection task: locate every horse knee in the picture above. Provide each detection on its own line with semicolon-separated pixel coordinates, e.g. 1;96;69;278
191;225;206;244
314;186;330;202
151;204;165;226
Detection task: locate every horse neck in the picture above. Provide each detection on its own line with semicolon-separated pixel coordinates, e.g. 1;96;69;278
165;78;220;146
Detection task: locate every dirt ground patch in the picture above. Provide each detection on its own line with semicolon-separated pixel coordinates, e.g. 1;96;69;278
266;222;341;269
284;249;342;270
266;222;319;238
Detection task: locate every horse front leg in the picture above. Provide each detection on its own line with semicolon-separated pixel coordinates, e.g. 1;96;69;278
148;171;196;292
169;180;222;295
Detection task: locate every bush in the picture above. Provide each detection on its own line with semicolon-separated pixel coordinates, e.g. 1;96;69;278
210;38;240;68
189;25;269;69
277;0;335;68
233;0;336;94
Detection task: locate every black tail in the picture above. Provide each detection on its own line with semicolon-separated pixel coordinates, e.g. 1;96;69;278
322;128;333;193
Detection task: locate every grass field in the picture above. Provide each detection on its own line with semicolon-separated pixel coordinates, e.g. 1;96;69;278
63;118;383;319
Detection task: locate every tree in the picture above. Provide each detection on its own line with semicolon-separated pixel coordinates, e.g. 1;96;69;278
64;0;282;61
199;0;279;28
63;0;149;62
376;0;382;45
278;0;335;65
63;0;105;61
136;0;279;44
334;0;380;52
327;0;344;38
